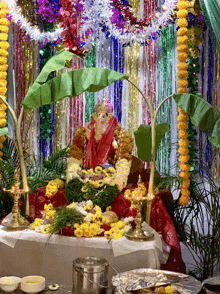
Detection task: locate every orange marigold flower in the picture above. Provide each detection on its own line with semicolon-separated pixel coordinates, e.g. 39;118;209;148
177;35;188;44
180;163;191;172
177;18;188;28
178;113;188;122
177;2;188;10
177;52;188;62
182;179;190;188
177;62;188;70
179;195;189;206
179;171;190;179
181;188;190;197
177;69;188;79
179;130;188;139
178;138;189;147
177;79;188;87
178;122;188;130
177;87;188;93
179;155;190;163
178;147;189;155
177;9;188;18
177;28;188;36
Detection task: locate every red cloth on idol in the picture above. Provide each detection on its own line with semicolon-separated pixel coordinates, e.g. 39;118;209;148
85;115;118;168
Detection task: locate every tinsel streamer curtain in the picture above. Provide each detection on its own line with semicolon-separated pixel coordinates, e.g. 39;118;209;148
126;0;140;153
85;45;96;123
205;32;214;175
39;41;53;158
156;24;175;174
142;0;157;126
198;31;205;174
112;37;123;123
68;56;84;145
199;0;220;52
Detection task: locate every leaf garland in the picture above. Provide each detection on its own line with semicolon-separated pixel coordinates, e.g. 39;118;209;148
49;206;83;235
65;178;119;211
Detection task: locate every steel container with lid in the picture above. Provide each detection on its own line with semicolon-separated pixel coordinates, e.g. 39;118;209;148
72;256;109;294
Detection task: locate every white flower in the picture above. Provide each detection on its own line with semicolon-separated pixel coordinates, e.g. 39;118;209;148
97;228;104;235
76;207;87;216
84;213;93;222
86;200;93;208
104;177;112;184
35;225;45;233
124;225;132;233
123;217;135;224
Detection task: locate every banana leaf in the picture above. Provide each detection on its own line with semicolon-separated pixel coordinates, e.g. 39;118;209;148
22;68;129;109
173;93;220;147
134;123;169;162
0;127;8;136
36;49;81;84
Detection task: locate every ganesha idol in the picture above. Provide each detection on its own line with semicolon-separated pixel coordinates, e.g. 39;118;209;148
66;98;134;193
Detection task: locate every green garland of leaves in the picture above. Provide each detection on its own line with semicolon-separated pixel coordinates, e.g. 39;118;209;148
65;178;119;211
39;21;54;140
50;206;83;234
187;58;200;191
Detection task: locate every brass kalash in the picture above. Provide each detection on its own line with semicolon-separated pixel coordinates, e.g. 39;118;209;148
125;175;155;241
2;169;30;230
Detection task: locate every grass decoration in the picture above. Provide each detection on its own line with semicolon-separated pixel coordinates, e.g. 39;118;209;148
65;178;119;211
50;206;83;235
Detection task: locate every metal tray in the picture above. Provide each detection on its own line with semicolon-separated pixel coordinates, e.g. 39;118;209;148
112;268;202;294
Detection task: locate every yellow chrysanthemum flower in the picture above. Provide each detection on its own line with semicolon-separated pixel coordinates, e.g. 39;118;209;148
75;228;84;238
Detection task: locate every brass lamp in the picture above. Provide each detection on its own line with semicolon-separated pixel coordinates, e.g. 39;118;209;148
2;169;30;230
125;175;155;241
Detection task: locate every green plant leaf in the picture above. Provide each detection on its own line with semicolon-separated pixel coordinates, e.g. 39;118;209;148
173;93;220;147
35;49;81;84
134;123;169;162
22;68;129;109
0;127;8;136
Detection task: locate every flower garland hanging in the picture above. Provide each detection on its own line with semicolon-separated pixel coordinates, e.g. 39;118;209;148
37;0;61;23
176;0;190;206
59;0;87;56
5;0;63;44
0;1;10;176
79;0;178;51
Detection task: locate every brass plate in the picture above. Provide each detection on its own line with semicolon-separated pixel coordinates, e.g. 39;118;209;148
125;232;154;242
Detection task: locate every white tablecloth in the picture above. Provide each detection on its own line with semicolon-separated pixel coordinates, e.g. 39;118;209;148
0;224;169;284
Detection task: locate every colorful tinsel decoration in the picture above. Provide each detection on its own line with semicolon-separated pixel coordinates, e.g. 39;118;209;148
0;2;10;177
177;0;190;206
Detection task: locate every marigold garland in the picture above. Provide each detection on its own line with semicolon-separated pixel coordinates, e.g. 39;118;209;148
177;0;190;206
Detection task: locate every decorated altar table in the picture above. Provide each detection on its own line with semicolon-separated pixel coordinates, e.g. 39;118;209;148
0;224;169;285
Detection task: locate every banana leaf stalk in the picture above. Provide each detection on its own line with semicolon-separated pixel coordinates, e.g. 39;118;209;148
127;78;174;223
0;95;29;216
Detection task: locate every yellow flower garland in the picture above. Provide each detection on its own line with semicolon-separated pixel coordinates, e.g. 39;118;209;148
177;0;190;206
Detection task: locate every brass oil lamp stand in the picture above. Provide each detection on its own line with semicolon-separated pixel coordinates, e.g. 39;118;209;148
125;175;155;241
2;169;30;230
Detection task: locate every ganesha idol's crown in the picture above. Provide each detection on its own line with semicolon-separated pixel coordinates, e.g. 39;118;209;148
94;98;113;114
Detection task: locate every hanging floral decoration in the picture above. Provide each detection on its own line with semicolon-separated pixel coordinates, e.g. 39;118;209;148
176;0;190;206
79;0;178;51
5;0;63;44
0;1;10;175
37;0;61;23
59;0;87;56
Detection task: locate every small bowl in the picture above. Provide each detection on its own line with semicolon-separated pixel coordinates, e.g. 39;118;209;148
202;277;220;294
21;276;45;294
0;276;21;292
